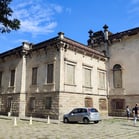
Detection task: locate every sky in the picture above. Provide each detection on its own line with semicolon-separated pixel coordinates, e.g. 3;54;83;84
0;0;139;53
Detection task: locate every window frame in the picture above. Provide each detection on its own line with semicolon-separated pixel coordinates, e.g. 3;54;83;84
65;61;76;85
29;97;35;111
84;97;93;107
32;67;38;85
113;64;122;88
98;70;106;90
0;71;3;88
111;99;125;110
10;69;15;87
83;66;92;88
45;97;52;109
46;63;54;84
99;98;107;110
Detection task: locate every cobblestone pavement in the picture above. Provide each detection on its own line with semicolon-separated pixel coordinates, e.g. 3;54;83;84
0;117;139;139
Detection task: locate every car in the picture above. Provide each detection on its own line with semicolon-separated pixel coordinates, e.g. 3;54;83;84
63;107;101;124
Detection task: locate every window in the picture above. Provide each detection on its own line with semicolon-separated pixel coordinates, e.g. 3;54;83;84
45;97;52;109
29;97;35;111
32;67;38;85
65;63;75;85
83;67;91;87
84;97;93;107
89;108;98;112
98;70;106;89
47;64;54;83
113;64;122;88
0;71;2;87
10;69;15;86
80;108;87;113
72;109;79;114
99;99;107;110
0;98;2;111
7;97;13;112
111;99;125;110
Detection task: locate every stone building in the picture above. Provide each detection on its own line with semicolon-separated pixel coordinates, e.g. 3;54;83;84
88;25;139;116
0;31;108;120
0;25;139;120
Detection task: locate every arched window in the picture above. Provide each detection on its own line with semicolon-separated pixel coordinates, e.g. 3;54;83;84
113;64;122;88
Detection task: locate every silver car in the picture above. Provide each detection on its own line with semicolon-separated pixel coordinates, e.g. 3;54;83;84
63;107;101;124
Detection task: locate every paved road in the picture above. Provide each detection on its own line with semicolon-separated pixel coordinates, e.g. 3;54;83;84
0;117;139;139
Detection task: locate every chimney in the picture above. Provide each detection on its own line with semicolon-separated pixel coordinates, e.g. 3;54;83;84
58;32;64;39
88;30;93;38
88;30;94;46
103;24;110;58
22;42;32;51
103;24;109;41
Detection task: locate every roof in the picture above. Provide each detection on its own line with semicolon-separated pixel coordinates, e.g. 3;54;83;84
88;27;139;46
1;26;139;59
109;27;139;41
0;34;105;59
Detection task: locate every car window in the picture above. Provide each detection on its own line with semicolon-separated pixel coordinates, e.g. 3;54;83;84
89;108;98;112
72;108;86;114
72;109;78;114
81;108;87;113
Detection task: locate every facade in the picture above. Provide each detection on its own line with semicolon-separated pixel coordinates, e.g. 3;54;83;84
88;25;139;116
0;32;108;120
0;25;139;120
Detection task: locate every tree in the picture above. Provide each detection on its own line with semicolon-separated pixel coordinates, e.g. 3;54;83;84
0;0;20;33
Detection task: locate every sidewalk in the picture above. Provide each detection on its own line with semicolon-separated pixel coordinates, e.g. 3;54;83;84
0;115;60;124
0;114;129;123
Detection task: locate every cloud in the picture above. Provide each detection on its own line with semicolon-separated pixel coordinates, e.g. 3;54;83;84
11;0;62;35
51;4;63;13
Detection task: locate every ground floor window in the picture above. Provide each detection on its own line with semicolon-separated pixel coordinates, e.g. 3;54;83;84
7;97;13;112
29;97;35;111
84;97;93;107
45;97;52;109
99;98;107;110
111;99;125;110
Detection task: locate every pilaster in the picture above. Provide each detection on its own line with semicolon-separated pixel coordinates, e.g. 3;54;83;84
19;42;32;118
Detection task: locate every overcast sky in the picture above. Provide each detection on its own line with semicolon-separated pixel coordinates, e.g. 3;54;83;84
0;0;139;53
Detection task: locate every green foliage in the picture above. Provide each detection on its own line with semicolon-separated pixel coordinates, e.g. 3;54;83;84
0;0;20;33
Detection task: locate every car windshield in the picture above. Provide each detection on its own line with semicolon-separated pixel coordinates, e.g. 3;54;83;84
88;108;98;112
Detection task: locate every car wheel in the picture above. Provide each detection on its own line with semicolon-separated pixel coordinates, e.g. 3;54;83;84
94;121;99;124
63;118;69;123
83;118;89;124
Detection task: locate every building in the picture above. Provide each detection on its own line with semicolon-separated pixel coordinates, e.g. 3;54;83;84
88;25;139;116
0;25;139;120
0;31;108;120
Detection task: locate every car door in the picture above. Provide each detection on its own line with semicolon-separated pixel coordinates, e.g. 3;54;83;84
75;108;84;122
76;108;88;122
68;109;79;122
